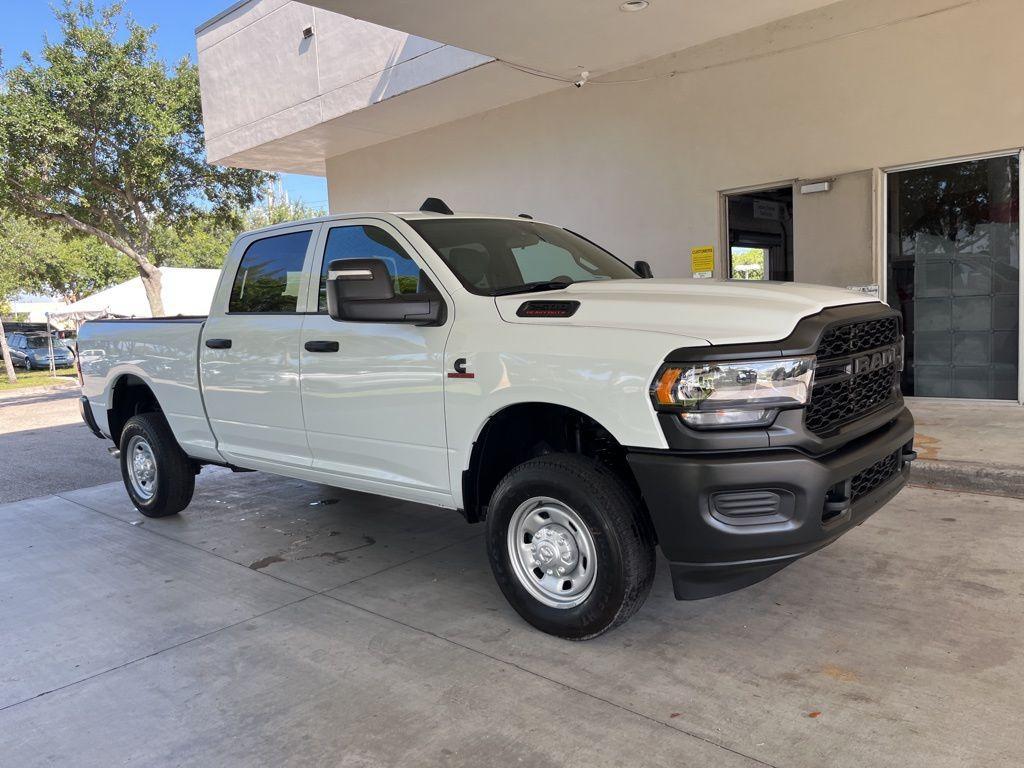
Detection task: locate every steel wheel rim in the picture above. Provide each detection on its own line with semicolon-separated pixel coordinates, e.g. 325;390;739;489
126;435;158;501
507;496;597;609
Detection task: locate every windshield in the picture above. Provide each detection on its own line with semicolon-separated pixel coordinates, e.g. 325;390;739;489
26;336;65;349
407;218;638;296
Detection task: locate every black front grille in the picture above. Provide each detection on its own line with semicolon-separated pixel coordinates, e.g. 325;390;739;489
851;451;900;501
805;316;901;437
805;363;898;436
817;316;899;362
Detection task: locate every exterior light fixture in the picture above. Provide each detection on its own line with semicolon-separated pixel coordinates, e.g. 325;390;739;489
302;26;314;39
800;180;832;194
620;1;649;11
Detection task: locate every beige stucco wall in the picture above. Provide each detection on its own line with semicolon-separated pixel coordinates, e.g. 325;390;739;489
793;170;875;286
325;0;1024;284
197;0;492;173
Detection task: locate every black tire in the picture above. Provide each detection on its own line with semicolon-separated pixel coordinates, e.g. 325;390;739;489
24;358;32;371
119;412;195;518
485;454;656;640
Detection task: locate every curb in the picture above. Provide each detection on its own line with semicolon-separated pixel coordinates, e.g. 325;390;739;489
910;459;1024;500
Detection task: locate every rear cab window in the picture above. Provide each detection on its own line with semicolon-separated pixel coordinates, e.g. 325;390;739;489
229;231;312;313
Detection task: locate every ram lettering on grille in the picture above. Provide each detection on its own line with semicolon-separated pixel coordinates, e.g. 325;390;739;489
805;317;900;437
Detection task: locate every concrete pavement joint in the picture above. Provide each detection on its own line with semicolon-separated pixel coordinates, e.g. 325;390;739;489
3;491;476;718
319;530;483;593
319;588;782;768
56;489;484;596
55;491;320;595
0;592;319;715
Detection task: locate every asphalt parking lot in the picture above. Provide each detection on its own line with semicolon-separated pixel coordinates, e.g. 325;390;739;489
0;387;120;503
2;428;1022;766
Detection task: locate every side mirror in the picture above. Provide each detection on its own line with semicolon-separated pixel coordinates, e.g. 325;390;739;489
326;258;444;325
634;260;654;279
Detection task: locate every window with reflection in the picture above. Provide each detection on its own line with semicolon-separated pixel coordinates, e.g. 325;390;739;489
887;156;1019;399
229;231;311;313
317;225;430;312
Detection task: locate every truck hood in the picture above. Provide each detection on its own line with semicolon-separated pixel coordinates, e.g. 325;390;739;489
494;279;879;346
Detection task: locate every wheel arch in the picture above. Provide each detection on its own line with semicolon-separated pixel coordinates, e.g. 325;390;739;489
106;372;163;445
461;402;651;535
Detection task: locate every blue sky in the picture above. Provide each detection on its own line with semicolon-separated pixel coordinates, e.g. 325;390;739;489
0;1;329;209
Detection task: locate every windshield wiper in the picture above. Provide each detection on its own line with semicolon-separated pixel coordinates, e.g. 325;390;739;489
493;281;573;296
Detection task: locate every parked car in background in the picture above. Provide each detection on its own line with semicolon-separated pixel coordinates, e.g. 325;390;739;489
5;332;75;370
6;346;29;369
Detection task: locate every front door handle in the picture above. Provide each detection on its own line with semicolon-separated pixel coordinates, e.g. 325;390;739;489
304;340;340;353
205;338;232;349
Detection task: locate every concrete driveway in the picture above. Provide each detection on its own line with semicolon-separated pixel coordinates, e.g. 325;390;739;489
1;466;1021;767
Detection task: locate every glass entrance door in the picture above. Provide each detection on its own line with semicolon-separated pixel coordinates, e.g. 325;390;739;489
886;155;1020;400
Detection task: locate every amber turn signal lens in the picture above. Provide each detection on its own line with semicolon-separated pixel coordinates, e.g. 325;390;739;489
654;367;682;406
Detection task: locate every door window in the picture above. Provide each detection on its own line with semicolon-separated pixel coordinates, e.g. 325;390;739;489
229;231;311;313
887;155;1019;399
317;225;429;312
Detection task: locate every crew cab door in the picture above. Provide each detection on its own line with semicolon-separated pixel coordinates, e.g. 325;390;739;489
200;224;318;467
299;219;452;503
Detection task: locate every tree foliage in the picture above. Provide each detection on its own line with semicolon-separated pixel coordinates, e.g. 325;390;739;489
0;1;272;315
0;215;136;302
150;200;325;270
0;199;325;306
729;247;766;280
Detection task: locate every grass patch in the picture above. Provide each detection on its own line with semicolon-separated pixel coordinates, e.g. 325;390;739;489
0;367;78;392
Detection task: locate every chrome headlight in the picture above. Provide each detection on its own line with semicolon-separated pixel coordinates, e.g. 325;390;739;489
651;356;815;428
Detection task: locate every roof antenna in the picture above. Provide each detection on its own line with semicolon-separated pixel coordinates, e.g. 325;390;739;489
420;197;454;215
517;213;533;219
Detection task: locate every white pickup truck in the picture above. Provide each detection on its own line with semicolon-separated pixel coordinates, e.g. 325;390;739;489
78;200;916;639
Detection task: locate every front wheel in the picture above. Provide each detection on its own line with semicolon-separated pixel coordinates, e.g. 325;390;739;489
119;412;195;517
485;454;656;640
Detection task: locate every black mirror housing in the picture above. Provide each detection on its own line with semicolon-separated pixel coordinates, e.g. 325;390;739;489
634;260;654;279
326;258;444;326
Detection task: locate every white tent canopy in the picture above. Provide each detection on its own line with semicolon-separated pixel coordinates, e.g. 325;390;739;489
47;268;221;330
10;299;68;323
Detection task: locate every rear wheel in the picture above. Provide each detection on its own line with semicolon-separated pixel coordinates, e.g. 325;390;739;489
119;412;195;517
485;454;655;640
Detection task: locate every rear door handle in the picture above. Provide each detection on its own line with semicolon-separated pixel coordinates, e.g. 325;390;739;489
304;340;340;353
205;338;232;349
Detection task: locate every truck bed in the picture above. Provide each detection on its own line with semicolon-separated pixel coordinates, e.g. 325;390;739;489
78;316;222;462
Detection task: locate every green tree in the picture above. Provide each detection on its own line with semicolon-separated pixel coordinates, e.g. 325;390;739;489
150;216;237;270
0;1;271;315
729;247;766;280
151;199;326;270
0;215;136;302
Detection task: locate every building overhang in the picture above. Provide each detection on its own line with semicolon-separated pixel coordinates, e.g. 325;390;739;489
197;0;842;175
301;0;843;80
